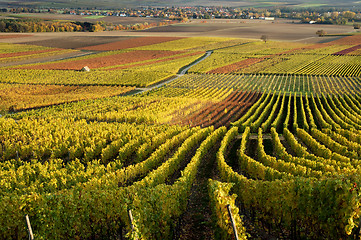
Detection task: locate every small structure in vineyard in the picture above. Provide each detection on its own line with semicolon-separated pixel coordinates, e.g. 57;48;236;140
81;66;90;72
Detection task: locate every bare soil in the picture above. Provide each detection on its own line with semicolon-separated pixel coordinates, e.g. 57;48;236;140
0;19;356;50
79;36;184;51
175;140;220;240
0;34;33;39
142;19;356;42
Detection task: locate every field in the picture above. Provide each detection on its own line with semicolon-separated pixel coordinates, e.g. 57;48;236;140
143;19;355;41
0;13;167;26
2;26;361;240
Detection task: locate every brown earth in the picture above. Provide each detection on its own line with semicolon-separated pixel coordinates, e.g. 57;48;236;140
0;34;33;39
16;36;137;49
0;19;356;49
141;19;356;42
79;36;184;51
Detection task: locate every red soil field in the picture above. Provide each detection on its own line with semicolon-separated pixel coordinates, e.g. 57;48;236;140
0;34;33;39
326;35;361;45
333;44;361;55
79;36;185;51
18;50;186;70
0;48;62;58
178;91;261;128
107;51;203;70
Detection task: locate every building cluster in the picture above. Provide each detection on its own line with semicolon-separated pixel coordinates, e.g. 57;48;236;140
62;7;277;21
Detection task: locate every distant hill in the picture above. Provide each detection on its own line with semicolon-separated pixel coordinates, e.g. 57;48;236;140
0;0;360;9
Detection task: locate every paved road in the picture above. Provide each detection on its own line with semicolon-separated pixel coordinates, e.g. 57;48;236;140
129;50;213;95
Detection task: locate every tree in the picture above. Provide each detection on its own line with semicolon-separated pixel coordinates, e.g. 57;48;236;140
261;35;268;43
91;23;104;32
0;21;6;32
342;11;356;19
316;30;327;37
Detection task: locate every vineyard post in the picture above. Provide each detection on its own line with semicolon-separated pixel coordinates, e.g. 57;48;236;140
127;209;134;231
127;209;140;240
226;204;239;240
25;214;34;240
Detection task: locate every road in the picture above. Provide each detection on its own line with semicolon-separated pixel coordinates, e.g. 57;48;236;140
129;50;213;95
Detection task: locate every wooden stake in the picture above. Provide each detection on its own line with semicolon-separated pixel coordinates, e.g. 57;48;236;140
127;209;138;240
226;204;239;240
127;209;134;231
25;214;34;240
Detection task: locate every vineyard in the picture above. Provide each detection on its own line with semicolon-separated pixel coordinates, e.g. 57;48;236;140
2;34;361;239
0;43;79;64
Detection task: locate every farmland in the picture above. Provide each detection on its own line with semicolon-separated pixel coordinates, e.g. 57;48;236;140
2;29;361;240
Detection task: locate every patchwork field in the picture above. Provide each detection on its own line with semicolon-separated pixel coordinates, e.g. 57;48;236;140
2;32;361;240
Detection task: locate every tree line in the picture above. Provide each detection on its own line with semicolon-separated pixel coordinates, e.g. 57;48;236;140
0;18;181;32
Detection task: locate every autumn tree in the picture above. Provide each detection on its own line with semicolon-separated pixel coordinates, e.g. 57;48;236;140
316;30;327;37
261;35;268;43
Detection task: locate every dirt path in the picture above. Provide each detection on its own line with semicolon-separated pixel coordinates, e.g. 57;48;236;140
236;134;285;140
176;142;220;240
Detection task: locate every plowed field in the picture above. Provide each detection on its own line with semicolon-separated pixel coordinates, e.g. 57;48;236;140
0;35;32;39
79;36;184;51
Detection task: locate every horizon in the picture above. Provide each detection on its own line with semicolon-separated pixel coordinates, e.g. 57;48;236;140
1;0;361;10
